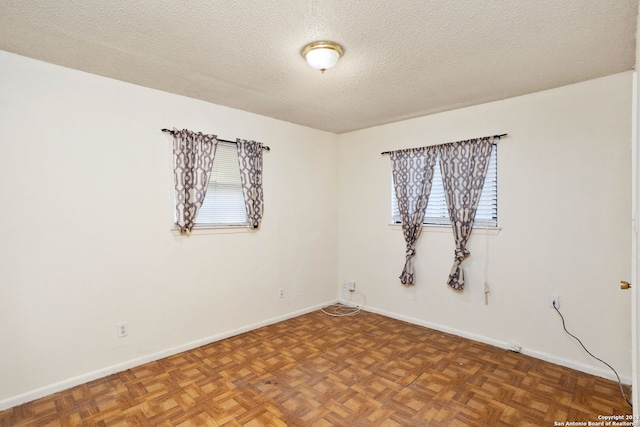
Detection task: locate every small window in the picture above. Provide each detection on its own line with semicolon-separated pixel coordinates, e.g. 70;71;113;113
178;142;248;228
391;146;498;227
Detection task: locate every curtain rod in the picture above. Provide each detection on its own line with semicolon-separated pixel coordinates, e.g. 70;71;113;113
380;133;507;155
161;128;271;151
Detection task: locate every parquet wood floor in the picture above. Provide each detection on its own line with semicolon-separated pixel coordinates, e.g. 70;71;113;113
0;310;632;426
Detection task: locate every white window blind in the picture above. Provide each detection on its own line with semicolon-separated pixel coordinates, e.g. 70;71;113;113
391;146;497;227
193;142;248;227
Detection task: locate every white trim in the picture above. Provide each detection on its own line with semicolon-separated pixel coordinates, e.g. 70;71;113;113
632;68;640;412
4;299;627;412
0;300;337;412
388;223;501;235
170;226;254;235
360;304;632;385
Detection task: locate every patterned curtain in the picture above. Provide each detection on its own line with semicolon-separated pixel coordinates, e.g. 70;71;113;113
173;128;218;234
438;137;495;291
390;147;438;285
236;139;264;229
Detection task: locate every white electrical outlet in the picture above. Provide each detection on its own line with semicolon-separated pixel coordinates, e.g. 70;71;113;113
279;288;284;299
346;281;356;291
341;283;349;299
117;322;128;338
549;294;560;309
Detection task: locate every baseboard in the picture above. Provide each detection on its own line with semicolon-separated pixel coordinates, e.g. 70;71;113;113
0;300;337;412
3;299;628;412
361;304;632;385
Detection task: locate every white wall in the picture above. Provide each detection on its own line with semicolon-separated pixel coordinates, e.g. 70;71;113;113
632;1;640;412
339;72;633;381
0;51;339;409
0;49;633;410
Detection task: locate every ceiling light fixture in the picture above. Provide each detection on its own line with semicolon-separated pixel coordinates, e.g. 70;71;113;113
301;41;344;73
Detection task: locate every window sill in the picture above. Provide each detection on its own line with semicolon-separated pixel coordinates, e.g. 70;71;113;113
388;223;501;235
171;226;254;236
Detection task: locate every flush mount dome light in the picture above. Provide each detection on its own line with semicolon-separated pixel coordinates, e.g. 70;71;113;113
301;41;344;73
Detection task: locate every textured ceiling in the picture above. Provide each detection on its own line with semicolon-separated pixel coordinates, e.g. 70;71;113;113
0;1;637;134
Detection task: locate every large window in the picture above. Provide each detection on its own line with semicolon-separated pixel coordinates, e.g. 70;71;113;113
391;145;498;227
177;142;248;228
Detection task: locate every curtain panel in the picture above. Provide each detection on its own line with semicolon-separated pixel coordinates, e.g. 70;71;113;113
172;128;218;234
439;137;495;290
390;147;438;285
236;139;265;229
